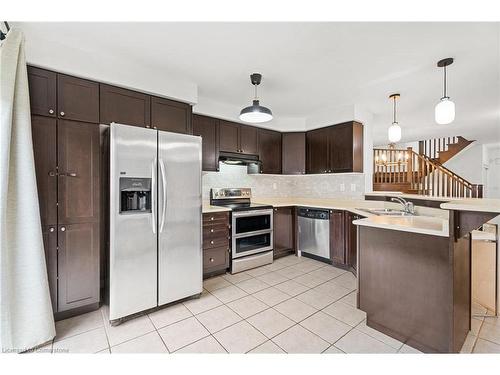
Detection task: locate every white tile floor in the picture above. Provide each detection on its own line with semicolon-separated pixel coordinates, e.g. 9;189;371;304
36;255;500;354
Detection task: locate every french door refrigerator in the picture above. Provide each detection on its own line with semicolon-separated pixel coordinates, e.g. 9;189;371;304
109;123;202;322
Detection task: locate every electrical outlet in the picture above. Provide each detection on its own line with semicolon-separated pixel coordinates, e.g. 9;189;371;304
351;183;356;192
340;183;345;192
272;182;277;190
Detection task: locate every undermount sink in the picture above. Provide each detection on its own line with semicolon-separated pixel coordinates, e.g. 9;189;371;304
358;208;417;216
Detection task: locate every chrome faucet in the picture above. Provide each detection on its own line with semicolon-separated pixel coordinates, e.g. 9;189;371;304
391;197;415;215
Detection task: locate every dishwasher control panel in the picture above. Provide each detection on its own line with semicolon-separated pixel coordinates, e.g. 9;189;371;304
297;207;330;220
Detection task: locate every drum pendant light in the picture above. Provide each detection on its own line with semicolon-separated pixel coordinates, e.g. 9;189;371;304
388;93;402;143
239;73;273;123
435;58;455;125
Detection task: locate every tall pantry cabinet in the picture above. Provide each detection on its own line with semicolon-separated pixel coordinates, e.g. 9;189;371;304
28;66;100;318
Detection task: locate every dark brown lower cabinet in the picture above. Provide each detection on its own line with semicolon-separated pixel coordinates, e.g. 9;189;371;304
57;222;100;312
273;207;295;258
345;212;363;274
42;225;58;312
203;212;230;278
329;210;346;265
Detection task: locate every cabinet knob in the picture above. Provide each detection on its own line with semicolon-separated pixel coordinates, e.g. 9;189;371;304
210;229;214;233
48;171;56;177
328;170;332;173
260;171;263;174
153;126;157;130
146;125;151;129
60;111;65;117
210;240;214;245
48;109;54;114
49;227;55;232
60;226;66;232
210;217;214;221
209;258;214;263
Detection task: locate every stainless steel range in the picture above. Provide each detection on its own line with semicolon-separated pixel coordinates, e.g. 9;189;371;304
210;188;274;273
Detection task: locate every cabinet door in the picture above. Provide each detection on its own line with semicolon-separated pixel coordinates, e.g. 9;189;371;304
306;127;330;174
282;132;306;174
57;222;100;312
31;116;57;226
346;213;361;272
193;114;219;171
329;210;346;264
57;74;99;123
58;120;100;224
239;125;259;155
151;96;192;134
42;225;58;312
219;120;240;153
259;129;282;174
100;84;151;127
273;207;295;258
329;123;353;173
27;66;57;117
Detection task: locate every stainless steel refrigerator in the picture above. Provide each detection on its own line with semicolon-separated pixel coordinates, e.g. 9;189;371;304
109;123;202;322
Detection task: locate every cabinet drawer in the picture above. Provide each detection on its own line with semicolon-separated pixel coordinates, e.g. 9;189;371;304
203;246;229;272
203;236;229;249
203;212;230;225
203;225;230;239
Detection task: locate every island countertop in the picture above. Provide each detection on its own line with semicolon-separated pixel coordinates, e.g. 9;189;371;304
353;215;449;237
440;198;500;213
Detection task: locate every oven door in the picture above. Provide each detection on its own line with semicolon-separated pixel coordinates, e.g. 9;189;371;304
232;209;273;259
232;209;273;236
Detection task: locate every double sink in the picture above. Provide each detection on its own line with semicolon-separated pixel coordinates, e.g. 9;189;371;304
358;208;418;217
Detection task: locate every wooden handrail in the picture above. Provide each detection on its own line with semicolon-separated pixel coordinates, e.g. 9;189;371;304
418;136;458;159
373;147;483;198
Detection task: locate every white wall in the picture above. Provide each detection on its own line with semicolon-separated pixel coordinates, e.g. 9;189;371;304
484;143;500;198
202;163;365;200
443;144;485;184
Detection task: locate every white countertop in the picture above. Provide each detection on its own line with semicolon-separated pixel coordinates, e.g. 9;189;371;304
440;198;500;214
353;215;449;237
202;203;231;213
365;191;456;202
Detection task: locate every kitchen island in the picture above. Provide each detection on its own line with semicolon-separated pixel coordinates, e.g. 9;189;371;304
353;196;500;353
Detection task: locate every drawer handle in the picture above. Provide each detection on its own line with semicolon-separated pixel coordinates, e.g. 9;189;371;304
209;258;214;262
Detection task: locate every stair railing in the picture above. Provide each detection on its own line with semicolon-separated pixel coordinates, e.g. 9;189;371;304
373;147;483;198
418;137;458;159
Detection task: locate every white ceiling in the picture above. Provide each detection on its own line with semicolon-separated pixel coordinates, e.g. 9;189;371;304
16;22;500;144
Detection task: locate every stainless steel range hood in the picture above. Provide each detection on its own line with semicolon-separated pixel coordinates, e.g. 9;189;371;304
218;151;262;174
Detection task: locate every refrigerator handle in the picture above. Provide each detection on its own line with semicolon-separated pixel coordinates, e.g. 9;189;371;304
151;157;157;234
159;158;167;233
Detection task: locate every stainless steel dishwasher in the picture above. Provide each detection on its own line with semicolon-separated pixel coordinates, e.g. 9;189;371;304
297;207;330;261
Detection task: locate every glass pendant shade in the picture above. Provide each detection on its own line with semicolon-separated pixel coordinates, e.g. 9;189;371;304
239;100;273;123
388;122;402;143
435;97;455;125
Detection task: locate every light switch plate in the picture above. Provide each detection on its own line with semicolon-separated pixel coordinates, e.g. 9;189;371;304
351;183;356;192
340;183;345;192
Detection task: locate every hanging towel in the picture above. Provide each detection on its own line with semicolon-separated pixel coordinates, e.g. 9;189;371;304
0;28;55;353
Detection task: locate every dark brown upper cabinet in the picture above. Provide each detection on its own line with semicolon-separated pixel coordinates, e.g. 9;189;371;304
192;114;219;172
31;115;58;226
258;128;282;174
306;127;330;173
27;66;57;117
282;132;306;175
219;120;258;155
57;120;100;225
330;121;364;173
239;125;259;155
151;96;192;134
100;84;151;127
57;74;99;123
306;121;363;174
329;210;346;265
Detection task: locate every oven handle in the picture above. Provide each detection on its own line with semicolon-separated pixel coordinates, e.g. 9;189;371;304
231;209;274;218
232;229;273;239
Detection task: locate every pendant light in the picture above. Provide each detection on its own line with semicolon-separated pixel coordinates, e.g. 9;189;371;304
388;93;402;143
239;73;273;123
435;58;455;125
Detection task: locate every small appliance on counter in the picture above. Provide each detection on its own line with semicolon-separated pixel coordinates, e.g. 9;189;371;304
210;188;273;273
109;123;202;324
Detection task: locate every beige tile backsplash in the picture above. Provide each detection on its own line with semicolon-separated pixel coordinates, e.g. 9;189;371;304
202;163;364;200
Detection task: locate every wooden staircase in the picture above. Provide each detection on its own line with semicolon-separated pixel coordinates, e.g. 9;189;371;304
419;136;474;165
373;146;483;198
